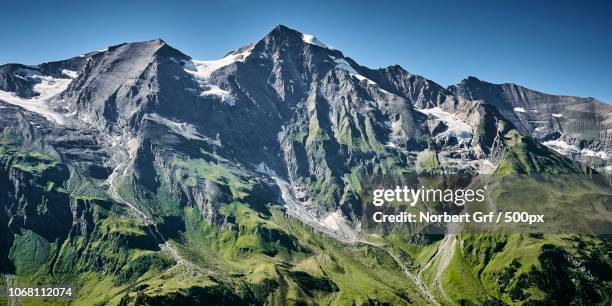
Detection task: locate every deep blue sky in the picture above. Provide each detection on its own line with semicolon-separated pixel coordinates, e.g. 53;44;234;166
1;0;610;102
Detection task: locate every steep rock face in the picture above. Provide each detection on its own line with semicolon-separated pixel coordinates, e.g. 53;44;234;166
450;77;611;165
428;98;514;164
208;26;434;215
1;25;585;225
0;64;42;98
0;144;72;273
0;25;605;227
103;26;436;219
0;117;165;282
350;64;525;171
183;25;429;168
359;64;451;109
0;102;111;179
61;39;194;132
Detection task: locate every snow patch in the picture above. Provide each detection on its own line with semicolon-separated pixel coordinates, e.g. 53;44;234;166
551;113;563;118
513;107;526;113
144;113;218;144
61;69;78;79
419;107;473;144
302;34;331;49
542;139;578;155
0;72;74;124
581;148;608;159
199;84;236;105
322;212;345;231
332;57;377;85
543;139;607;159
385;141;397;148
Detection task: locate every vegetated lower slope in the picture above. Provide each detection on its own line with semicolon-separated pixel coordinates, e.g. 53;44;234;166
0;25;610;305
359;129;611;305
407;133;611;305
0;128;429;305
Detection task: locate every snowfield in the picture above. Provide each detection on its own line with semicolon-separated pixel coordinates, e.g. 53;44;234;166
183;47;252;79
543;139;608;160
419;107;473;144
0;69;78;124
581;148;608;159
182;48;253;105
542;139;579;155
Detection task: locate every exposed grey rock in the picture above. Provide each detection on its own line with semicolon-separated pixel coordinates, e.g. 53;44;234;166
0;24;608;235
450;76;611;164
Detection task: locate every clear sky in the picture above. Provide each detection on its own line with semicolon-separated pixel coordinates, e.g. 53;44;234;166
1;0;610;102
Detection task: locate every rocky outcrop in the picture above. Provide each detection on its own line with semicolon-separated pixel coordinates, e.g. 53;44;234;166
450;76;611;164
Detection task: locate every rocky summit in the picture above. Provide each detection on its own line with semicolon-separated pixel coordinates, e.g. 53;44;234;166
0;25;610;305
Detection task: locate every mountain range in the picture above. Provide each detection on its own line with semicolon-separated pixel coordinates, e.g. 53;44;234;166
0;25;610;305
